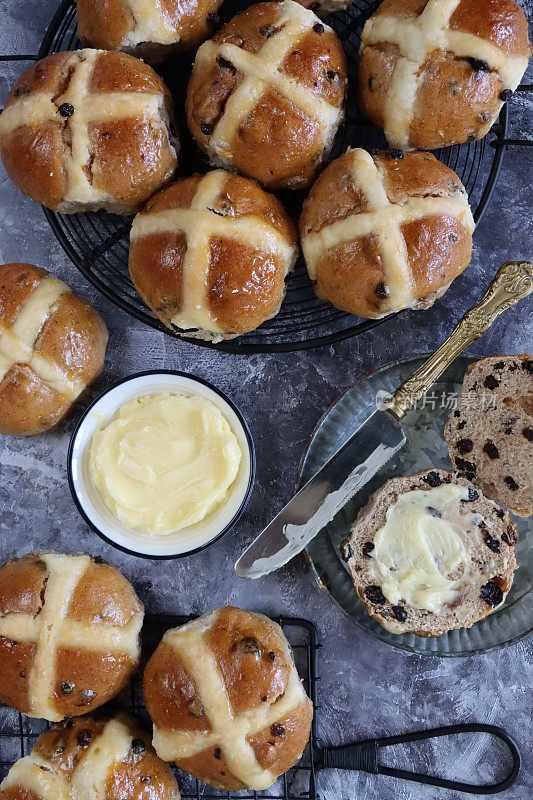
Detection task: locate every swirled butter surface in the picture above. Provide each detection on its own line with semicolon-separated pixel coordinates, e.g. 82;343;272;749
368;484;474;613
89;393;242;535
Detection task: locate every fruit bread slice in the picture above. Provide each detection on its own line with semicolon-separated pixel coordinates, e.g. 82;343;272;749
340;470;518;637
445;355;532;517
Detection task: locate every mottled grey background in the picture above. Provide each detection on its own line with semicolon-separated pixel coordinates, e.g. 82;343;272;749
0;2;532;798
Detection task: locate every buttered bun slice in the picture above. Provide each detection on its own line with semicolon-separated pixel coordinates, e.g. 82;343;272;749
0;714;180;800
340;470;518;637
143;607;313;791
0;50;177;213
359;0;531;150
77;0;224;62
186;0;347;190
445;355;533;517
0;551;143;721
0;263;108;436
129;170;298;341
299;148;474;319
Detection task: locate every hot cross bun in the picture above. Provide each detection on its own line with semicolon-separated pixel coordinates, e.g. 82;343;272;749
0;551;143;721
0;714;181;800
129;170;298;341
0;49;178;213
77;0;224;62
186;0;347;190
0;263;108;436
359;0;531;150
445;354;533;517
341;470;518;637
299;148;474;319
143;607;313;791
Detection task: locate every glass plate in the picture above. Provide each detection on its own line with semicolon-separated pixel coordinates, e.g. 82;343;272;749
299;355;532;657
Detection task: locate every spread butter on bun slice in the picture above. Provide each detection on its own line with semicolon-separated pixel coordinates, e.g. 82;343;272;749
341;470;518;637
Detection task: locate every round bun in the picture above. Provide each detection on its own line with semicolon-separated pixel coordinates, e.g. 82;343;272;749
445;354;533;517
0;714;181;800
129;170;298;341
143;606;313;791
0;551;144;721
299;148;474;319
341;470;518;637
77;0;224;62
359;0;531;150
0;263;108;436
186;0;347;190
0;50;178;213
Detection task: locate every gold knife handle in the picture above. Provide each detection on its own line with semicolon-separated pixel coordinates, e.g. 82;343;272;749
387;261;533;420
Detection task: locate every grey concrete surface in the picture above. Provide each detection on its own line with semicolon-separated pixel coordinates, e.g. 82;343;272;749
0;2;532;798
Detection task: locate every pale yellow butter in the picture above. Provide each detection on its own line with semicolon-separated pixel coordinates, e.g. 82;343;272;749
89;393;242;535
368;484;474;613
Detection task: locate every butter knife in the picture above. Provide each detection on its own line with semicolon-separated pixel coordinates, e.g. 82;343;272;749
235;261;533;579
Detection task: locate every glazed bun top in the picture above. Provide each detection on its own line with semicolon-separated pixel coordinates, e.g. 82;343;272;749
299;148;475;318
186;0;347;189
0;50;177;213
0;263;108;436
143;607;313;791
0;714;181;800
359;0;531;149
129;170;298;341
0;551;143;721
77;0;224;60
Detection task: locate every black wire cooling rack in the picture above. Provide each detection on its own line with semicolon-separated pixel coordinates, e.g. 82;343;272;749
0;0;531;353
0;614;321;800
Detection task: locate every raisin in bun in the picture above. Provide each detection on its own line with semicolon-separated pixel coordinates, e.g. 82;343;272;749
299;148;474;319
0;263;108;436
186;0;347;190
359;0;531;150
143;607;313;791
341;470;518;637
0;50;177;213
129;170;298;341
0;714;180;800
77;0;223;62
0;551;144;721
445;354;533;517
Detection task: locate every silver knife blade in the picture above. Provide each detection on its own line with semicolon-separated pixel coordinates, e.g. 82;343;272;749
235;409;406;579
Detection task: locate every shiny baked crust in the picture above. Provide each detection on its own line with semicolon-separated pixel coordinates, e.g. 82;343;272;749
77;0;224;62
0;263;108;435
186;0;347;190
129;170;299;340
358;0;531;150
143;607;313;791
0;49;178;213
0;551;144;721
299;148;474;319
0;714;181;800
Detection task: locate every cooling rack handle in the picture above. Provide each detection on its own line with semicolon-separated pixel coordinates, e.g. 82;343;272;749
319;723;521;795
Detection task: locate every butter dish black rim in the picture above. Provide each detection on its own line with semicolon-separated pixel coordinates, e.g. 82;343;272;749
67;370;256;560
